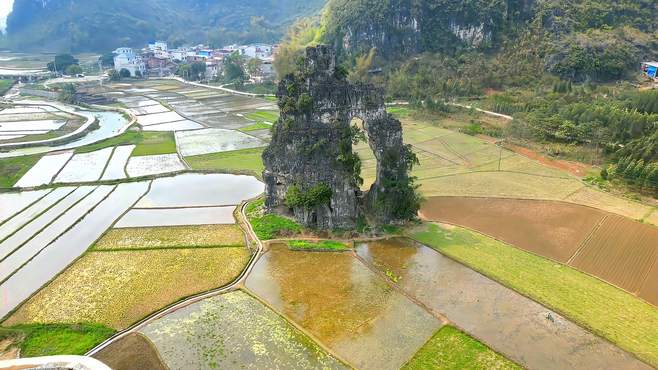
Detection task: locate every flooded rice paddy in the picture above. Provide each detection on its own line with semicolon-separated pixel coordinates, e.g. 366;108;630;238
0;187;73;241
0;186;112;282
0;111;131;158
100;145;134;181
54;148;114;183
354;238;652;370
143;120;203;132
0;181;149;319
175;128;264;156
14;151;73;187
0;189;49;223
115;206;236;228
0;186;95;261
245;243;442;370
135;173;263;208
125;154;187;178
140;290;347;370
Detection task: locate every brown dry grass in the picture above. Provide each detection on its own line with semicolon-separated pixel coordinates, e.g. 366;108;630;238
93;225;245;250
93;333;167;370
5;248;251;329
571;215;658;300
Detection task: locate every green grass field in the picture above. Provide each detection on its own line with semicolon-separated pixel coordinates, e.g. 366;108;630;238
408;223;658;367
0;154;42;188
75;130;177;156
245;110;279;123
288;240;349;251
402;326;520;370
0;79;14;96
185;147;264;177
240;122;272;132
0;323;114;357
245;199;301;240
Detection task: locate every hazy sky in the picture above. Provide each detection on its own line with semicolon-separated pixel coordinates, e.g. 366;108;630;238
0;0;14;33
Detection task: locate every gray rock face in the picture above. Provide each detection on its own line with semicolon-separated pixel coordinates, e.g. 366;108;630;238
263;45;418;229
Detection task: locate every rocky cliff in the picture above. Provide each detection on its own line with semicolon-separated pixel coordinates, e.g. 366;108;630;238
321;0;537;58
263;45;419;229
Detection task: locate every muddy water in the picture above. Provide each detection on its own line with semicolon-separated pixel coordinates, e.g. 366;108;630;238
244;244;442;370
136;173;264;208
355;238;652;370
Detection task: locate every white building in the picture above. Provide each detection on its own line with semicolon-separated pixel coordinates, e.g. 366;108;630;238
240;44;273;59
148;40;168;52
113;48;147;77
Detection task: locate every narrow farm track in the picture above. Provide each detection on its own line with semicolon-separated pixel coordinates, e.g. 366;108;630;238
86;198;264;357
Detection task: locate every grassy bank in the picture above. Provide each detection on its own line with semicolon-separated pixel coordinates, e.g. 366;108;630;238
0;79;14;96
402;326;520;370
75;130;176;156
186;147;264;178
288;240;350;251
408;223;658;367
245;199;301;240
0;155;42;188
0;323;114;357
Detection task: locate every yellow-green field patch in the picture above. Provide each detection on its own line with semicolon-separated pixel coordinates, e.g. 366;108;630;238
94;225;245;250
402;326;520;370
5;247;251;329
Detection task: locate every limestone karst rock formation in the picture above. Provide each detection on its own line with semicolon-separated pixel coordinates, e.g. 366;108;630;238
262;45;419;229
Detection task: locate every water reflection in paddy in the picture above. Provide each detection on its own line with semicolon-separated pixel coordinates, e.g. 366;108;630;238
354;238;651;370
136;173;264;208
244;243;441;370
0;111;130;158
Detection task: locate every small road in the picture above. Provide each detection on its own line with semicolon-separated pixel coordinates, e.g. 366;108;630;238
86;199;264;357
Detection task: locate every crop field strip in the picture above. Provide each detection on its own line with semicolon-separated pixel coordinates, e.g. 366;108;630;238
14;151;74;188
0;186;114;283
5;246;251;329
422;196;658;306
354;238;648;370
0;189;51;224
409;223;658;368
570;215;658;296
0;187;76;249
0;181;151;319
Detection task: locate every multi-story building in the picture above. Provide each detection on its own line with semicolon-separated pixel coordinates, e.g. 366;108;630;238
113;48;147;77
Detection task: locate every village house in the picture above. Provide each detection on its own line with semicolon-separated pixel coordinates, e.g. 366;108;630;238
113;47;147;77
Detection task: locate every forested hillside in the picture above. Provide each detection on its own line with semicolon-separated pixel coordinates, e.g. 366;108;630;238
1;0;325;51
275;0;658;196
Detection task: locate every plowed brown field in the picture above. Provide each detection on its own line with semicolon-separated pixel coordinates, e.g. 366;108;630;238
421;196;658;306
571;215;658;295
420;197;607;262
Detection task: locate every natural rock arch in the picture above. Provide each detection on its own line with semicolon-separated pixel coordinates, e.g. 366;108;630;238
262;45;419;229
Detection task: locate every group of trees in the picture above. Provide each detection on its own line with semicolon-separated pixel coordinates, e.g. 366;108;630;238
47;54;83;76
177;62;207;81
